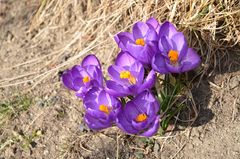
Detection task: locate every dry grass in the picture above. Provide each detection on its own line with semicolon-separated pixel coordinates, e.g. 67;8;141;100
1;0;240;88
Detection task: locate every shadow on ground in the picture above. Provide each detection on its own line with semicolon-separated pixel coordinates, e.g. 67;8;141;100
184;44;240;127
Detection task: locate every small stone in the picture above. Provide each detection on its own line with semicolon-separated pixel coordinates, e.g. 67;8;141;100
153;142;160;157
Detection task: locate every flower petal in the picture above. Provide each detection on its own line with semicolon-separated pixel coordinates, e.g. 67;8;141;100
158;21;178;38
145;28;158;41
72;77;84;90
132;120;148;131
124;101;140;121
114;32;134;50
85;65;104;87
62;71;76;91
84;113;111;130
108;65;129;86
98;90;110;105
151;54;169;74
106;80;129;97
83;87;99;104
165;62;182;73
86;108;108;119
115;51;137;67
146;17;160;34
126;42;152;65
159;36;173;54
171;32;188;60
181;48;201;72
71;65;82;79
133;90;158;113
138;70;156;93
116;109;139;134
132;22;149;39
140;116;160;137
82;54;101;68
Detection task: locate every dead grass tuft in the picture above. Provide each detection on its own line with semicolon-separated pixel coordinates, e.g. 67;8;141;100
1;0;240;88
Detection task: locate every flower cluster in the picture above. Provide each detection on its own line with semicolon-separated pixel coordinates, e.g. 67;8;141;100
62;18;201;137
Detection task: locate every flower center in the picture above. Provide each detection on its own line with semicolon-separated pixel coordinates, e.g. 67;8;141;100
135;113;147;122
82;76;90;83
135;38;145;46
120;71;136;85
99;104;110;114
168;50;179;65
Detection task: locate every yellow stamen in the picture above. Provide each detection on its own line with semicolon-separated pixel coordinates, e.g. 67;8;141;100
135;38;145;46
120;71;136;85
135;113;147;122
168;50;179;65
82;76;90;83
99;104;110;114
120;71;131;79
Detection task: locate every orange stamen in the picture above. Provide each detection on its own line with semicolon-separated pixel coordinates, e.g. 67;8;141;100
82;76;90;83
135;113;147;122
135;38;145;46
99;104;110;114
168;50;179;65
120;71;136;85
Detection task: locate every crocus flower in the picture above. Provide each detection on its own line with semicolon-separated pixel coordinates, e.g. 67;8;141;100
83;87;121;130
114;18;159;66
116;90;160;137
106;51;156;97
61;54;103;98
152;21;201;74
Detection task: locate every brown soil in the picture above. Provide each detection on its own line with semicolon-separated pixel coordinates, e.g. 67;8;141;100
0;0;240;159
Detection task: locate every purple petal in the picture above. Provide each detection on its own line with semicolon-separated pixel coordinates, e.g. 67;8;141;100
159;21;178;38
86;108;108;119
171;32;188;60
98;90;110;105
116;110;139;134
106;80;129;97
124;101;140;121
115;51;137;67
62;72;76;91
165;62;182;73
108;65;128;86
151;54;169;74
126;42;151;65
71;65;82;79
181;48;201;72
84;113;111;130
114;32;134;50
83;101;97;109
138;70;156;93
140;116;160;137
72;77;84;90
132;22;149;39
132;120;148;131
146;17;160;34
83;87;99;103
145;28;158;41
159;36;173;54
85;65;103;87
133;90;158;113
82;54;101;68
129;62;144;85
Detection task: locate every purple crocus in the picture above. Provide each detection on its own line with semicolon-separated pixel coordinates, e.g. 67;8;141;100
114;18;160;66
106;51;156;97
116;90;160;137
83;87;121;130
61;54;103;98
152;21;201;74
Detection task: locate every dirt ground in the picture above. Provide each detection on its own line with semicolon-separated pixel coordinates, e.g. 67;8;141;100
0;0;240;159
